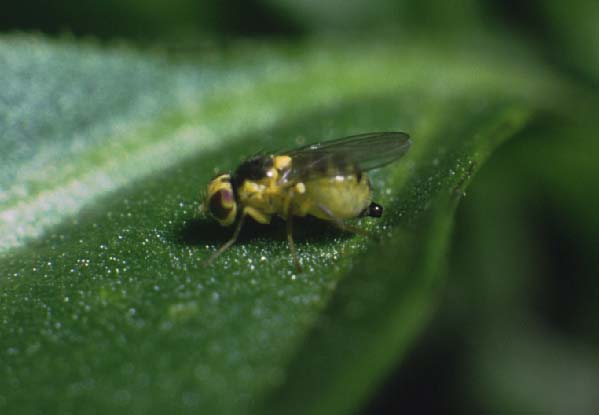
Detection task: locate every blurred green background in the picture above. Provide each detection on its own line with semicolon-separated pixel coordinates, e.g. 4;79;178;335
2;0;598;413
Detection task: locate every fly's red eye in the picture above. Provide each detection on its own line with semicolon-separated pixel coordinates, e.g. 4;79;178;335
209;190;233;220
220;189;233;203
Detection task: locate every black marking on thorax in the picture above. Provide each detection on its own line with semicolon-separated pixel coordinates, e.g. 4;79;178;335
231;156;273;190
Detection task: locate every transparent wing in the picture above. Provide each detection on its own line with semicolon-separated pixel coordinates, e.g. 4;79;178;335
280;131;411;182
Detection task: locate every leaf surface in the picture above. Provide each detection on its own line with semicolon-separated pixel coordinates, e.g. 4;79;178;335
0;35;566;414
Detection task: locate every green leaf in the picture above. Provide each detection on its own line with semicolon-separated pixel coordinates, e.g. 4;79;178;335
0;35;569;414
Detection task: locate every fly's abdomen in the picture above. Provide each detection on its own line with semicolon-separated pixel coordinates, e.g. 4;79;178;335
298;173;372;220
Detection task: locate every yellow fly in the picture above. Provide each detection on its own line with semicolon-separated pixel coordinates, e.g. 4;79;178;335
201;131;411;271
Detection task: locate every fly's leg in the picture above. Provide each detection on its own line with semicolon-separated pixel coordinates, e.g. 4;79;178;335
286;213;303;273
284;190;303;273
317;204;378;240
206;212;246;266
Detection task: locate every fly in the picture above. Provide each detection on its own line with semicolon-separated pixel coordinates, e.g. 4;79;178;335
201;131;412;271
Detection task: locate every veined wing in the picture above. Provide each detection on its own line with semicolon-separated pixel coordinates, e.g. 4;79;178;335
280;131;411;182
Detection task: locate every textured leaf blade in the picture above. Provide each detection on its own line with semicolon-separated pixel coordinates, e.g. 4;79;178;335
0;35;566;414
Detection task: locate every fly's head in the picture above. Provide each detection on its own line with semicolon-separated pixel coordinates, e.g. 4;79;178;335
202;174;237;226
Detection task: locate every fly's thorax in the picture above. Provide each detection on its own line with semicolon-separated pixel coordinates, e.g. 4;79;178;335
204;173;237;226
233;154;295;217
236;165;288;217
